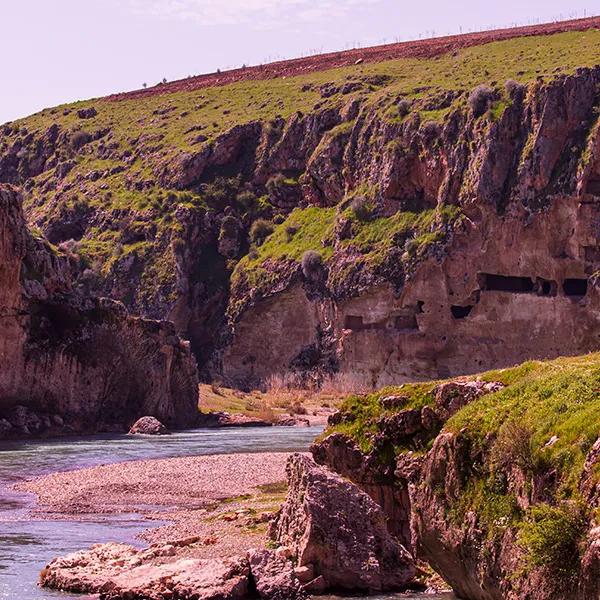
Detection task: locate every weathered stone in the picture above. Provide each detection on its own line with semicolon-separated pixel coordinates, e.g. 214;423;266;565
0;185;199;438
128;416;169;436
200;412;273;428
276;416;310;427
271;453;415;593
77;107;98;119
248;549;305;599
40;543;250;599
380;394;409;409
434;380;504;419
377;409;422;441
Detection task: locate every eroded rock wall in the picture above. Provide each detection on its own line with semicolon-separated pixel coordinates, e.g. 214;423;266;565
2;69;600;388
0;185;199;437
223;69;600;388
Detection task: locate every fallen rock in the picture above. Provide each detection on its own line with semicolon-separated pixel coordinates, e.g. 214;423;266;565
40;542;250;599
377;409;422;441
128;416;169;435
276;416;310;427
248;549;305;599
77;107;97;119
270;453;415;593
208;412;274;427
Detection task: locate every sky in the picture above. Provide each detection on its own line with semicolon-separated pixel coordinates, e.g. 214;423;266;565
0;0;597;124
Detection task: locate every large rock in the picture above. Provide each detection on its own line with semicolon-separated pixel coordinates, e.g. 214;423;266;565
128;416;169;435
248;549;305;600
0;185;199;437
270;453;415;593
40;543;250;600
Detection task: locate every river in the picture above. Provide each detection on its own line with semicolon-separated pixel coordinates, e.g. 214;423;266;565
0;426;454;599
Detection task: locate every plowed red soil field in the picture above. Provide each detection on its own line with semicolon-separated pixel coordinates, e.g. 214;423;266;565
106;16;600;102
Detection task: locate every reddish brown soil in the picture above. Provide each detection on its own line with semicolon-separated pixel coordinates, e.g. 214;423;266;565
106;16;600;103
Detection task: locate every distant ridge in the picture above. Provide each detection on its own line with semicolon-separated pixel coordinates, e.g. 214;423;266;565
106;15;600;102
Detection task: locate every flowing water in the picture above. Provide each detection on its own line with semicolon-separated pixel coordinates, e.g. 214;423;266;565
0;426;453;600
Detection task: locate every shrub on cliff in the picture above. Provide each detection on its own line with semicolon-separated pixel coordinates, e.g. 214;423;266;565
518;502;588;578
301;250;322;278
250;219;274;246
505;78;525;98
70;130;92;150
468;84;496;117
397;99;412;117
350;195;375;221
219;215;240;241
285;225;298;241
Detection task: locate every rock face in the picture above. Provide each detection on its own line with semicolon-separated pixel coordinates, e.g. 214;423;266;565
0;185;199;437
270;453;415;593
2;65;599;388
128;416;169;435
221;68;600;388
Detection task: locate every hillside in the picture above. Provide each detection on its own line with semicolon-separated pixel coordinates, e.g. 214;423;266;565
315;351;600;598
0;22;599;388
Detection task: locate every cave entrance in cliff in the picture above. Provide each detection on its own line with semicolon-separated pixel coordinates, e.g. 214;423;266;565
563;278;588;298
535;278;557;297
344;315;365;330
451;305;473;319
480;273;534;293
394;314;418;330
586;177;600;195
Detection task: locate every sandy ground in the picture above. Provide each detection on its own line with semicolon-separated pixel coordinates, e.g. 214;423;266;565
17;452;295;556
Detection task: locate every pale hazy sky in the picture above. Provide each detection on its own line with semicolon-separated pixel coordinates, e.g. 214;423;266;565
0;0;596;124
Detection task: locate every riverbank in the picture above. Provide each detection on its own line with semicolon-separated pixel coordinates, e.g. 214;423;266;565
17;451;293;552
0;427;323;599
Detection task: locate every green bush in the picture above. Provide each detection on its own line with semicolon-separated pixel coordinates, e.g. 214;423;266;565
518;503;587;578
249;219;274;246
468;84;496;117
301;250;322;278
350;195;375;221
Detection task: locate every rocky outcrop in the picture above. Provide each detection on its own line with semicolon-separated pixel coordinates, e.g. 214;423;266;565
313;379;504;549
0;185;199;437
314;364;600;600
270;453;415;593
40;543;252;600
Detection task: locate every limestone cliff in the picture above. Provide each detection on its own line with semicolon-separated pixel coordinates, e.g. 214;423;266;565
0;185;199;437
222;68;600;388
1;28;599;389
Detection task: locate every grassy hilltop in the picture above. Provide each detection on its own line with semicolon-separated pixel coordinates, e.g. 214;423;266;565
3;28;599;284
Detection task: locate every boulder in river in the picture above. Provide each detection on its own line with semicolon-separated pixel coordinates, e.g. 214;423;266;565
128;416;169;435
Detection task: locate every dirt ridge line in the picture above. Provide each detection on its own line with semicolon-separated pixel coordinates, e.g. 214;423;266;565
103;15;599;102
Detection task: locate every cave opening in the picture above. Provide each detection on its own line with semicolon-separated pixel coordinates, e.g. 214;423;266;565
535;278;557;297
480;273;534;293
394;314;418;330
451;305;473;319
344;315;364;330
585;177;600;195
563;278;588;298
